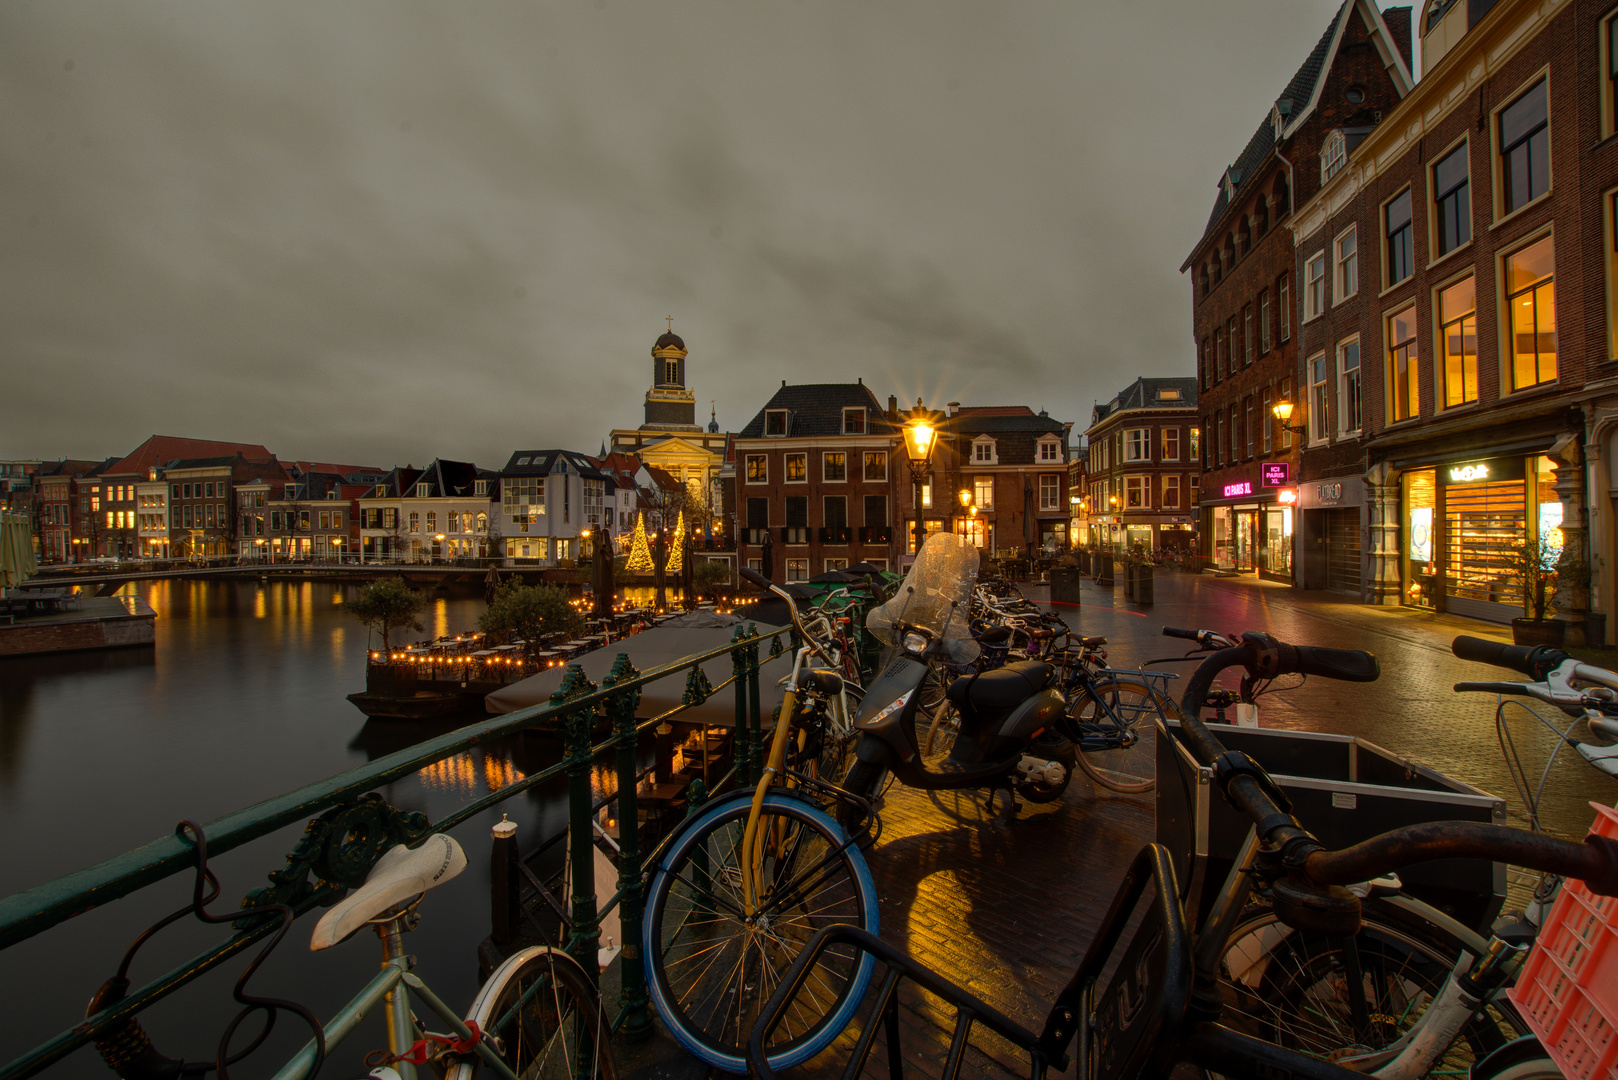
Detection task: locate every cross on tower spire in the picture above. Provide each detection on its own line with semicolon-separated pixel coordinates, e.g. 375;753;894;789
666;315;674;332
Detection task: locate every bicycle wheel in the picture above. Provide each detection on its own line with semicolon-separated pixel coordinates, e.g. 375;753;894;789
643;791;879;1073
1215;897;1527;1076
450;945;616;1080
1470;1037;1561;1080
1068;679;1177;793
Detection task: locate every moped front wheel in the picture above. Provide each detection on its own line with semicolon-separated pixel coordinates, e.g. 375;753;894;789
836;760;890;832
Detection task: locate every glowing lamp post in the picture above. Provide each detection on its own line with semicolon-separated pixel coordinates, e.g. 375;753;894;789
1272;399;1307;438
902;404;940;559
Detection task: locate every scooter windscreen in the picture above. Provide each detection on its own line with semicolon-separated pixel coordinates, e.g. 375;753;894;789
865;533;981;665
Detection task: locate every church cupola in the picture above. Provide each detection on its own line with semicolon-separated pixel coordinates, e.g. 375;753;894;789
644;321;697;428
652;328;687;389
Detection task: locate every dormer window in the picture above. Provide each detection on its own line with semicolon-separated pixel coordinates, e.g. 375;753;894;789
765;409;790;436
1222;171;1236;202
474;480;489;496
1037;439;1061;463
516;456;531;466
1157;389;1181;401
971;437;997;464
327;491;338;500
417;483;432;498
842;407;866;435
1320;129;1347;183
1271;104;1285;140
374;484;388;497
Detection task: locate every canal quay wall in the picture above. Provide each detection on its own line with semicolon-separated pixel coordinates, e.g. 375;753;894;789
0;596;155;656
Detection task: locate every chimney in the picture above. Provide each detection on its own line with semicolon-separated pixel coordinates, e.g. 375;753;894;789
947;401;960;417
887;395;897;420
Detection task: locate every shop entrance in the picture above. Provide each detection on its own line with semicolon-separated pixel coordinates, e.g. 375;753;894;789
1263;508;1293;578
1234;509;1258;571
1322;508;1361;594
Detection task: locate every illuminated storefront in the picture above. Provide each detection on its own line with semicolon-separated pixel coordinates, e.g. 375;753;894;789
1204;470;1293;581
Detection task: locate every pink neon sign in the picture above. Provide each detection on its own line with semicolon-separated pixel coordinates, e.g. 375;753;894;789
1223;480;1253;498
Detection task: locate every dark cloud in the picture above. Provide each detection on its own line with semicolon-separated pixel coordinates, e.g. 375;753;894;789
1;0;1355;467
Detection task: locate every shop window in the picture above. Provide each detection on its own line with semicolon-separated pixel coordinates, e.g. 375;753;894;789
1386;188;1413;284
1499;78;1549;215
1338;339;1361;435
1433;144;1470;256
1334;226;1358;302
1305;252;1326;320
1386;306;1419;421
1439;275;1478;406
1506;234;1557;390
1309;355;1329;443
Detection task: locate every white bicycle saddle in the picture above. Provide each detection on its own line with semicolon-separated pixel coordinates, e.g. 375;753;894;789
310;834;467;951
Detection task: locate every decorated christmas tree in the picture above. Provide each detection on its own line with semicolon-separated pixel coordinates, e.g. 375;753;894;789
667;510;686;574
625;512;654;574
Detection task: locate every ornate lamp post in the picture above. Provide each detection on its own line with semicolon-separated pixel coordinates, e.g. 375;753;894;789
1271;399;1308;438
902;403;940;561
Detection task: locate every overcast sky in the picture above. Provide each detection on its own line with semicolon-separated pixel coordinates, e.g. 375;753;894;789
3;1;1374;470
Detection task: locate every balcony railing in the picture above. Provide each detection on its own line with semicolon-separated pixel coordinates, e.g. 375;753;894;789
819;526;852;545
780;527;810;545
859;526;893;544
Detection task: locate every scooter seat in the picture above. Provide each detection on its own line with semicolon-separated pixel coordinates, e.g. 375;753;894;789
946;661;1054;708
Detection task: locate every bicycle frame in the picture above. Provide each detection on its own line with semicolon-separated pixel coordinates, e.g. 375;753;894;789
739;642;814;915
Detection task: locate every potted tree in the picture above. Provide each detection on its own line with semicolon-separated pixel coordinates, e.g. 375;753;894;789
1509;536;1564;647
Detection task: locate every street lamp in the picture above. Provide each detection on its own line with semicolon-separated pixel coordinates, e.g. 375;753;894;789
902;401;941;559
1271;399;1308;437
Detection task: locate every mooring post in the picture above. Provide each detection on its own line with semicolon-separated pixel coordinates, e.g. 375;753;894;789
490;815;519;949
605;654;650;1037
563;707;601;991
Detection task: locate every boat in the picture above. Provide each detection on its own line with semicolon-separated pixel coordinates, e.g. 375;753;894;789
345;689;473;721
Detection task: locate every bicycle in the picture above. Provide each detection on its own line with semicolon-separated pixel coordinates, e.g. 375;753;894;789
640;567;879;1074
90;825;614;1080
1055;637;1182;794
746;630;1618;1080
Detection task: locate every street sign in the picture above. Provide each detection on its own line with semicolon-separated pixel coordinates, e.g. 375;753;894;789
1261;462;1290;487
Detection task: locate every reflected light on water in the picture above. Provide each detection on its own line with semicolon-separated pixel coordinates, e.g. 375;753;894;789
254;588;266;619
418;749;528;796
432;599;450;640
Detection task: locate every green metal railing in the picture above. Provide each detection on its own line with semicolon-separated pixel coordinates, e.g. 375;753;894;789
0;623;784;1080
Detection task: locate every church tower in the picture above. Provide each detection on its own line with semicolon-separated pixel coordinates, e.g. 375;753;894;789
644;325;698;430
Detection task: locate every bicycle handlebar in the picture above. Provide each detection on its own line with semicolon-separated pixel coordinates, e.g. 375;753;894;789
1176;634;1618;902
1162;626;1202;642
1452;634;1570;680
739;567;835;666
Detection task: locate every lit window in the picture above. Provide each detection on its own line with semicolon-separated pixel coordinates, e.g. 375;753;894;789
1124;429;1149;462
823;452;846;482
1434;145;1470;256
1162;428;1180;461
746;455;768;483
1338;339;1361;434
863;451;887;481
1386;189;1413;284
1500;79;1549;214
1439;275;1478;406
973;475;994;509
1506;234;1557;390
785;453;806;482
1124;476;1148;509
1386;307;1419;420
1039;475;1060;511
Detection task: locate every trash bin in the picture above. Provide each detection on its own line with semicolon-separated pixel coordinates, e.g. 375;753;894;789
1122;561;1136;600
1135;563;1154;605
1050;567;1082;606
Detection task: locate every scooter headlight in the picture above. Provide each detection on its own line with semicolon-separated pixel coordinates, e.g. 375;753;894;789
903;632;928;654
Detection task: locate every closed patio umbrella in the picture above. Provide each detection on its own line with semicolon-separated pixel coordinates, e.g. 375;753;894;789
1;511;38;588
1023;476;1038;552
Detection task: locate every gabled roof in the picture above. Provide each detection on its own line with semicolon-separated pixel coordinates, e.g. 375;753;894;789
288;460;381;479
950;407;1066;437
500;450;607;480
1183;1;1414;267
106;435;274;477
737;383;894;439
407;459;497;498
166;455;244;470
36;459;104;481
362;466;424;499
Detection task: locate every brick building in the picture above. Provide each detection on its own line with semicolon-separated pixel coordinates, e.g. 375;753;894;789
1184;0;1413;581
733;382;899;579
1084;378;1201;555
34;459;106;563
937;405;1074;556
1286;0;1618;639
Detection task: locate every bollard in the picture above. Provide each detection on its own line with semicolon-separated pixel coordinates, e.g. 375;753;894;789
490;815;520;949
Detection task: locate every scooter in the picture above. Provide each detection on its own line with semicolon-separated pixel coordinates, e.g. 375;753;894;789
830;534;1075;826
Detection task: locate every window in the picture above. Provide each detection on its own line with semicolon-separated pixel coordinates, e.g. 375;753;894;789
920;476;932;509
409;511;420;532
1038;440;1060;462
516;456;531;466
1214;330;1225;379
183;484;192;499
1338;339;1361;434
1157;389;1181;401
746;498;769;532
1245;397;1256;457
426;512;436;532
1279;276;1291;340
822;452;846;482
1334;227;1357;301
474;480;488;496
1200;339;1211;388
973;475;993;509
785;559;808;582
1261;389;1272;452
1162;428;1180;461
1309;354;1330;442
1305;252;1326;320
1259;290;1271;353
1434;144;1470;256
204;483;214;498
1039;475;1060;511
765;409;789;436
1387;306;1419;420
746;455;768;483
1320;128;1347;182
864;494;888;527
1386;189;1413;284
784;453;806;482
1124;429;1149;462
972;439;996;463
1439;275;1478;406
785;497;808;528
824;495;848;530
1500;79;1549;214
1610;15;1618;136
1506;234;1557;390
863;451;887;481
1243;304;1253;365
1214;413;1224;467
666;360;679;384
842;407;866;434
416;484;432;498
1124;476;1148;509
1163;475;1181;509
1230;405;1240;461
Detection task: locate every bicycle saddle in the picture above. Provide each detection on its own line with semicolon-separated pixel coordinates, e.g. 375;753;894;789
946;661;1054;708
309;833;467;950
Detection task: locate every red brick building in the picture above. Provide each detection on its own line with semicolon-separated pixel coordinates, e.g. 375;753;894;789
1183;0;1414;581
1083;378;1200;556
1287;0;1618;640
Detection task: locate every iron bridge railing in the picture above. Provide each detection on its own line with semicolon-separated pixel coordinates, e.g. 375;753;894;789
0;622;800;1080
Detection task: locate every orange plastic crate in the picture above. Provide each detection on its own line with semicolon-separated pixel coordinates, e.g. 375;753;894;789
1507;802;1618;1080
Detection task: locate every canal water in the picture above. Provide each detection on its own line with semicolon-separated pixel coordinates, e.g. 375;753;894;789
0;578;605;1077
